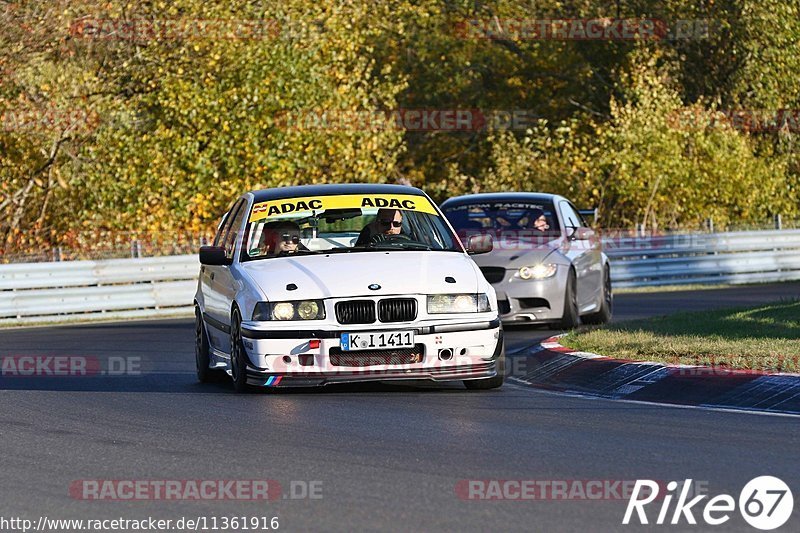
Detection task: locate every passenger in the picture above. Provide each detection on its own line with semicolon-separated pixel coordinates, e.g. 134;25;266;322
527;208;550;232
259;221;305;257
355;208;403;246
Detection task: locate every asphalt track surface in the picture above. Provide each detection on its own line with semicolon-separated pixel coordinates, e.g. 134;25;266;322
1;283;799;532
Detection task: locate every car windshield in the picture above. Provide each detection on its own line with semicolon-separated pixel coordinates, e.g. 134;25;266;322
443;201;562;242
242;193;462;260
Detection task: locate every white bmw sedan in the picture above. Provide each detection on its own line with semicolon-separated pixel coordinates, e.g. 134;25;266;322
194;183;504;392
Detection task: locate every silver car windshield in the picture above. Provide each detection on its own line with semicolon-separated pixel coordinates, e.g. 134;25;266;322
444;202;562;242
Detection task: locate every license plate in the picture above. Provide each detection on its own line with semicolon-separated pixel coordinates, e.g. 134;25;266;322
340;331;415;351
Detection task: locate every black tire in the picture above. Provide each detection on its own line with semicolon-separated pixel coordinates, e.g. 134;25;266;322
558;268;580;329
583;267;613;325
229;308;250;393
195;307;213;383
464;335;505;390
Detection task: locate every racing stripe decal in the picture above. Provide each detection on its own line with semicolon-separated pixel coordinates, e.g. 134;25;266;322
249;194;438;222
265;375;283;387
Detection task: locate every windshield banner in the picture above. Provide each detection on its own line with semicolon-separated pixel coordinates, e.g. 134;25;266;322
249;194;438;222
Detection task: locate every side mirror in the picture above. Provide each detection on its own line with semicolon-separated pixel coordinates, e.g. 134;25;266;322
199;246;232;266
466;234;493;255
570;227;595;241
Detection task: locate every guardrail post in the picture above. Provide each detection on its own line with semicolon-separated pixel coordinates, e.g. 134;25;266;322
705;218;714;233
773;215;783;272
131;240;142;258
52;247;62;262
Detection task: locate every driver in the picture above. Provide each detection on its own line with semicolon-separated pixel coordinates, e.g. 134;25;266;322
355;208;403;246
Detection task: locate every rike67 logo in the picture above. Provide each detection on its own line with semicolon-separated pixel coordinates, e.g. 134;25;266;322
623;476;793;530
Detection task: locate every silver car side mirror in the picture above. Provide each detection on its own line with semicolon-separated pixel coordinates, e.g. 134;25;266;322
570;227;595;240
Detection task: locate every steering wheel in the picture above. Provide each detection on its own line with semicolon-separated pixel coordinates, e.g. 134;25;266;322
369;232;411;246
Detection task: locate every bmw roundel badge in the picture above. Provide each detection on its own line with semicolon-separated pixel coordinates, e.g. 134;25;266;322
368;284;381;290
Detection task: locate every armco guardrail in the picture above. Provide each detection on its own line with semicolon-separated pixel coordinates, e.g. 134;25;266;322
1;228;799;325
604;229;800;288
0;255;199;325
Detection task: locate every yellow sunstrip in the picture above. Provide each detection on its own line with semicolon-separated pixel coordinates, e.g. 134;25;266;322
249;194;438;222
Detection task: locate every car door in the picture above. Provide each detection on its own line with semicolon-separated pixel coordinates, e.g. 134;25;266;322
200;207;233;300
203;198;247;351
558;200;601;311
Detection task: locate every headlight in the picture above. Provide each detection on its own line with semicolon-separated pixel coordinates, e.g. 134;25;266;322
427;294;492;314
518;263;558;280
251;300;326;321
272;302;295;320
297;300;320;320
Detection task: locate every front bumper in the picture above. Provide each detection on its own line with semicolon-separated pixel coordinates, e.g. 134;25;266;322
239;318;502;387
244;360;500;387
489;268;568;323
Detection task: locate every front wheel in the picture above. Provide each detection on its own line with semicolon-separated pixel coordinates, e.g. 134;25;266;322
583;267;613;325
195;307;213;383
558;268;580;329
229;309;250;393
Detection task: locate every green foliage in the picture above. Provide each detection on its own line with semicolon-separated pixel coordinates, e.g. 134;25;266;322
1;0;799;253
593;50;792;229
66;0;408;233
482;50;793;229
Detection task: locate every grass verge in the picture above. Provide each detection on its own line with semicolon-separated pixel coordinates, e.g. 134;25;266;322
614;280;800;294
561;300;800;372
0;310;193;330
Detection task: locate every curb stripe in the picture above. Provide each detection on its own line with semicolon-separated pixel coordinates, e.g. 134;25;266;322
513;338;800;415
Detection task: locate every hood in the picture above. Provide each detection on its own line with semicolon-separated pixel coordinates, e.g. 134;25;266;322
471;237;566;269
240;251;482;301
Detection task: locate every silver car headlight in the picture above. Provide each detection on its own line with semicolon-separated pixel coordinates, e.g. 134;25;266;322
251;300;325;321
427;293;491;314
517;263;558;280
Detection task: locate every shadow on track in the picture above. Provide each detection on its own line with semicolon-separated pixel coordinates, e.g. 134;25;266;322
0;373;478;394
